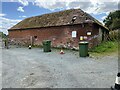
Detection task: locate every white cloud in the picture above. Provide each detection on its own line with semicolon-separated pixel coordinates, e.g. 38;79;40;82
101;15;107;20
3;0;29;6
9;0;13;1
0;13;6;17
0;17;21;34
1;0;119;15
18;0;29;6
17;6;24;12
33;0;118;14
19;15;27;18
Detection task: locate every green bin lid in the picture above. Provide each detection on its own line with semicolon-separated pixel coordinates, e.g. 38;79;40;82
43;40;50;42
79;41;89;44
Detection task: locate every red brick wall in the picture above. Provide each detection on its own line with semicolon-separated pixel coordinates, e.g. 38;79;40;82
8;24;101;49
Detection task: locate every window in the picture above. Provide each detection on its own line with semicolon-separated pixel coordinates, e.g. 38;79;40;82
72;31;77;38
72;16;77;23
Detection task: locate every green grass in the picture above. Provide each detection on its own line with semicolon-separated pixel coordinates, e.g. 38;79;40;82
89;41;118;54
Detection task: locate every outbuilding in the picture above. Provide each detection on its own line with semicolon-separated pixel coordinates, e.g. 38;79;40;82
8;9;109;49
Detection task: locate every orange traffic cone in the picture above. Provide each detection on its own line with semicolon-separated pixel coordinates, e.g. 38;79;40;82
60;49;65;54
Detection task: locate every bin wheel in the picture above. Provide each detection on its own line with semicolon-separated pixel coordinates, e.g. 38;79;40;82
87;54;89;57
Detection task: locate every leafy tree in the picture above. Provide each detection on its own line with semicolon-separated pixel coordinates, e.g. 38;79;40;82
103;10;120;30
0;32;7;38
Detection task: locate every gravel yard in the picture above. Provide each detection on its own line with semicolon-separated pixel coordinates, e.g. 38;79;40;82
2;47;118;88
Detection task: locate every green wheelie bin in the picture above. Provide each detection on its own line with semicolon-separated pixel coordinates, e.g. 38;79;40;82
43;40;51;52
79;41;89;57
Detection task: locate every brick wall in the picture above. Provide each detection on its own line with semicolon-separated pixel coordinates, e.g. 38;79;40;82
8;24;102;49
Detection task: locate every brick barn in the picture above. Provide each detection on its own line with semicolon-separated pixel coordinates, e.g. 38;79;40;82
8;9;109;49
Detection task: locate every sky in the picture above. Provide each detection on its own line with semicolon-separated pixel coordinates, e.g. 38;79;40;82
0;0;119;35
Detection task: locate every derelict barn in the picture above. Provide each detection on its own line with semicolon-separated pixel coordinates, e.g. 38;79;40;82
8;9;109;49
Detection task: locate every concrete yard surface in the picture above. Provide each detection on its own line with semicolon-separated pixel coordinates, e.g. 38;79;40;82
2;47;118;88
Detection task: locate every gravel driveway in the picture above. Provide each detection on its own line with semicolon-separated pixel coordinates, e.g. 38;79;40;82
2;47;118;88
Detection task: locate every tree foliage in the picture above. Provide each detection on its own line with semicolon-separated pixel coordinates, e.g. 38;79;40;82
0;32;7;38
103;10;120;30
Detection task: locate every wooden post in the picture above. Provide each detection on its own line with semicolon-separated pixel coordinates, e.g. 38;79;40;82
4;38;8;49
30;36;34;46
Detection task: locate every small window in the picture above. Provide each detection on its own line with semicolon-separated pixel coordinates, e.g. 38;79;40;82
72;31;77;38
34;36;37;38
72;16;77;23
72;16;77;20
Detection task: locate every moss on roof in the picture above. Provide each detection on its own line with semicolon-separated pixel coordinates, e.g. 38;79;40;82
9;9;109;30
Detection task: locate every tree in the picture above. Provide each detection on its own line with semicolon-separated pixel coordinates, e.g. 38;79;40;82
0;32;7;38
103;10;120;30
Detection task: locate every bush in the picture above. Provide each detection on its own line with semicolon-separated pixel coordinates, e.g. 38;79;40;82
108;30;119;41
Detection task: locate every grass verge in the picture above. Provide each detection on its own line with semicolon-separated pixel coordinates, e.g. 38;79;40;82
89;41;118;56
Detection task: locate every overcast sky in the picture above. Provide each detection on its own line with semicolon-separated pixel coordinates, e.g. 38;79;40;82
0;0;119;34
